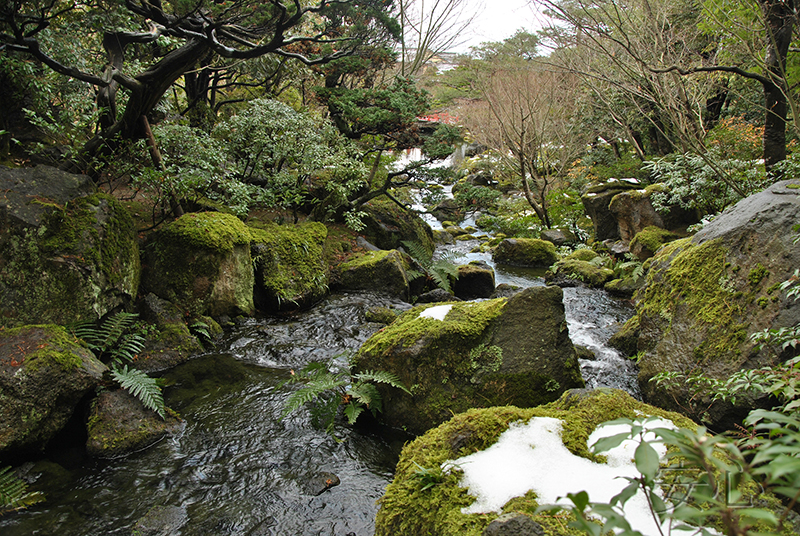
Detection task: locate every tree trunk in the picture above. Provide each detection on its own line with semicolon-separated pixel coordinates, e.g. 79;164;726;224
760;0;795;173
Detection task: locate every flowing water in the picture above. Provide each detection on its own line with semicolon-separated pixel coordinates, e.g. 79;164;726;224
1;223;639;536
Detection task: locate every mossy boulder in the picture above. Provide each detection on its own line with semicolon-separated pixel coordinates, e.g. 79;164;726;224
565;248;599;262
360;198;435;257
353;286;584;434
629;225;682;260
545;259;615;288
540;228;576;246
86;390;182;458
492;239;557;268
0;166;140;326
0;325;107;456
633;180;800;429
453;261;496;300
135;293;203;372
142;212;254;317
250;221;328;312
335;249;411;300
374;389;693;536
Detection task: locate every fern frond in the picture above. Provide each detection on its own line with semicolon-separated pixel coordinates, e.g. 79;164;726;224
111;365;166;419
349;382;381;409
429;269;453;294
343;402;365;425
401;240;433;267
406;268;426;282
0;466;45;515
354;370;411;394
281;376;347;420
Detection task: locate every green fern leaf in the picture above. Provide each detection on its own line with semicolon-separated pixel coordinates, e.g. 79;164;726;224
0;466;45;515
281;375;347;420
343;402;365;425
111;365;166;419
349;382;381;409
354;370;412;394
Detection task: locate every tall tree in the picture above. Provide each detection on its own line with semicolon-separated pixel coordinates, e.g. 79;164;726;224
1;0;397;171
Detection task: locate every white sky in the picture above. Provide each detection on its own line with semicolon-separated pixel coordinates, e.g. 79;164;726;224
451;0;546;52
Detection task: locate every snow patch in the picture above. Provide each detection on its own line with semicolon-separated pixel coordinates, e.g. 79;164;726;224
448;416;678;536
419;304;453;321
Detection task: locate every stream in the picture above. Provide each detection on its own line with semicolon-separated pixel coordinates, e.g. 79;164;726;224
1;191;638;536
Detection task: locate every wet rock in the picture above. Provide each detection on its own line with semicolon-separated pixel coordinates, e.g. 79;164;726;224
353;286;584;434
431;198;462;222
304;471;340;496
540;228;576;246
483;514;545;536
490;284;523;299
609;185;699;242
86;389;182;458
0;165;140;326
575;344;596;360
415;288;459;303
0;325;107;456
492;238;557;267
142;212;254;317
365;306;399;324
454;261;495;299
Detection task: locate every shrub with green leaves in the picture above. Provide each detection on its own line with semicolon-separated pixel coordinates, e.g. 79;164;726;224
280;359;410;438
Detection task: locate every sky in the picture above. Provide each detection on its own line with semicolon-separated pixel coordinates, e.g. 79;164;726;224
450;0;546;52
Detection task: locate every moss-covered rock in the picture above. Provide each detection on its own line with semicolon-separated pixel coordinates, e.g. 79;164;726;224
375;389;692;536
86;389;182;458
492;238;557;268
453;261;495;300
360;198;435;257
629;225;682;260
0;324;107;455
135;293;203;372
581;181;640;240
250;221;328;312
142;212;254;317
608;315;640;357
335;249;411;300
0;166;140;326
353;286;584;434
632;180;800;429
546;259;615;288
565;248;599;262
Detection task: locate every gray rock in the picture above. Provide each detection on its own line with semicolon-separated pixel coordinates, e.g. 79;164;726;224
483;514;545;536
415;288;458;303
540;228;577;246
133;505;188;536
304;471;341;496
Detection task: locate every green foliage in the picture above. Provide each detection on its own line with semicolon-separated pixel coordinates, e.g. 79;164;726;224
453;184;501;212
111;365;166;419
280;358;411;437
402;239;461;294
72;312;166;419
0;466;45;515
412;461;451;491
644;148;773;216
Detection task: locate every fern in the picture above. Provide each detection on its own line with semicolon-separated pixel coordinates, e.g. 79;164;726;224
111;365;166;419
0;466;45;515
71;312;145;367
279;361;411;436
401;240;461;293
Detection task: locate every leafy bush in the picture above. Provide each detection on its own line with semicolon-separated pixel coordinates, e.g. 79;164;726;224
453;184;501;211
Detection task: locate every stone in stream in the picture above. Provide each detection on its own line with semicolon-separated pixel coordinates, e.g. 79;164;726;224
353;285;584;435
453;261;495;300
304;471;341;496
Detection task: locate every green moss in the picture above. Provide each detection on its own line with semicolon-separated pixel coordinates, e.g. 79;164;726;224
375;390;693;536
493;238;558;267
0;324;83;372
786;183;800;189
629;226;680;256
340;249;391;270
748;263;769;287
160;212;251;252
636;238;750;362
565;248;598;262
250;221;328;309
551;259;614;287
